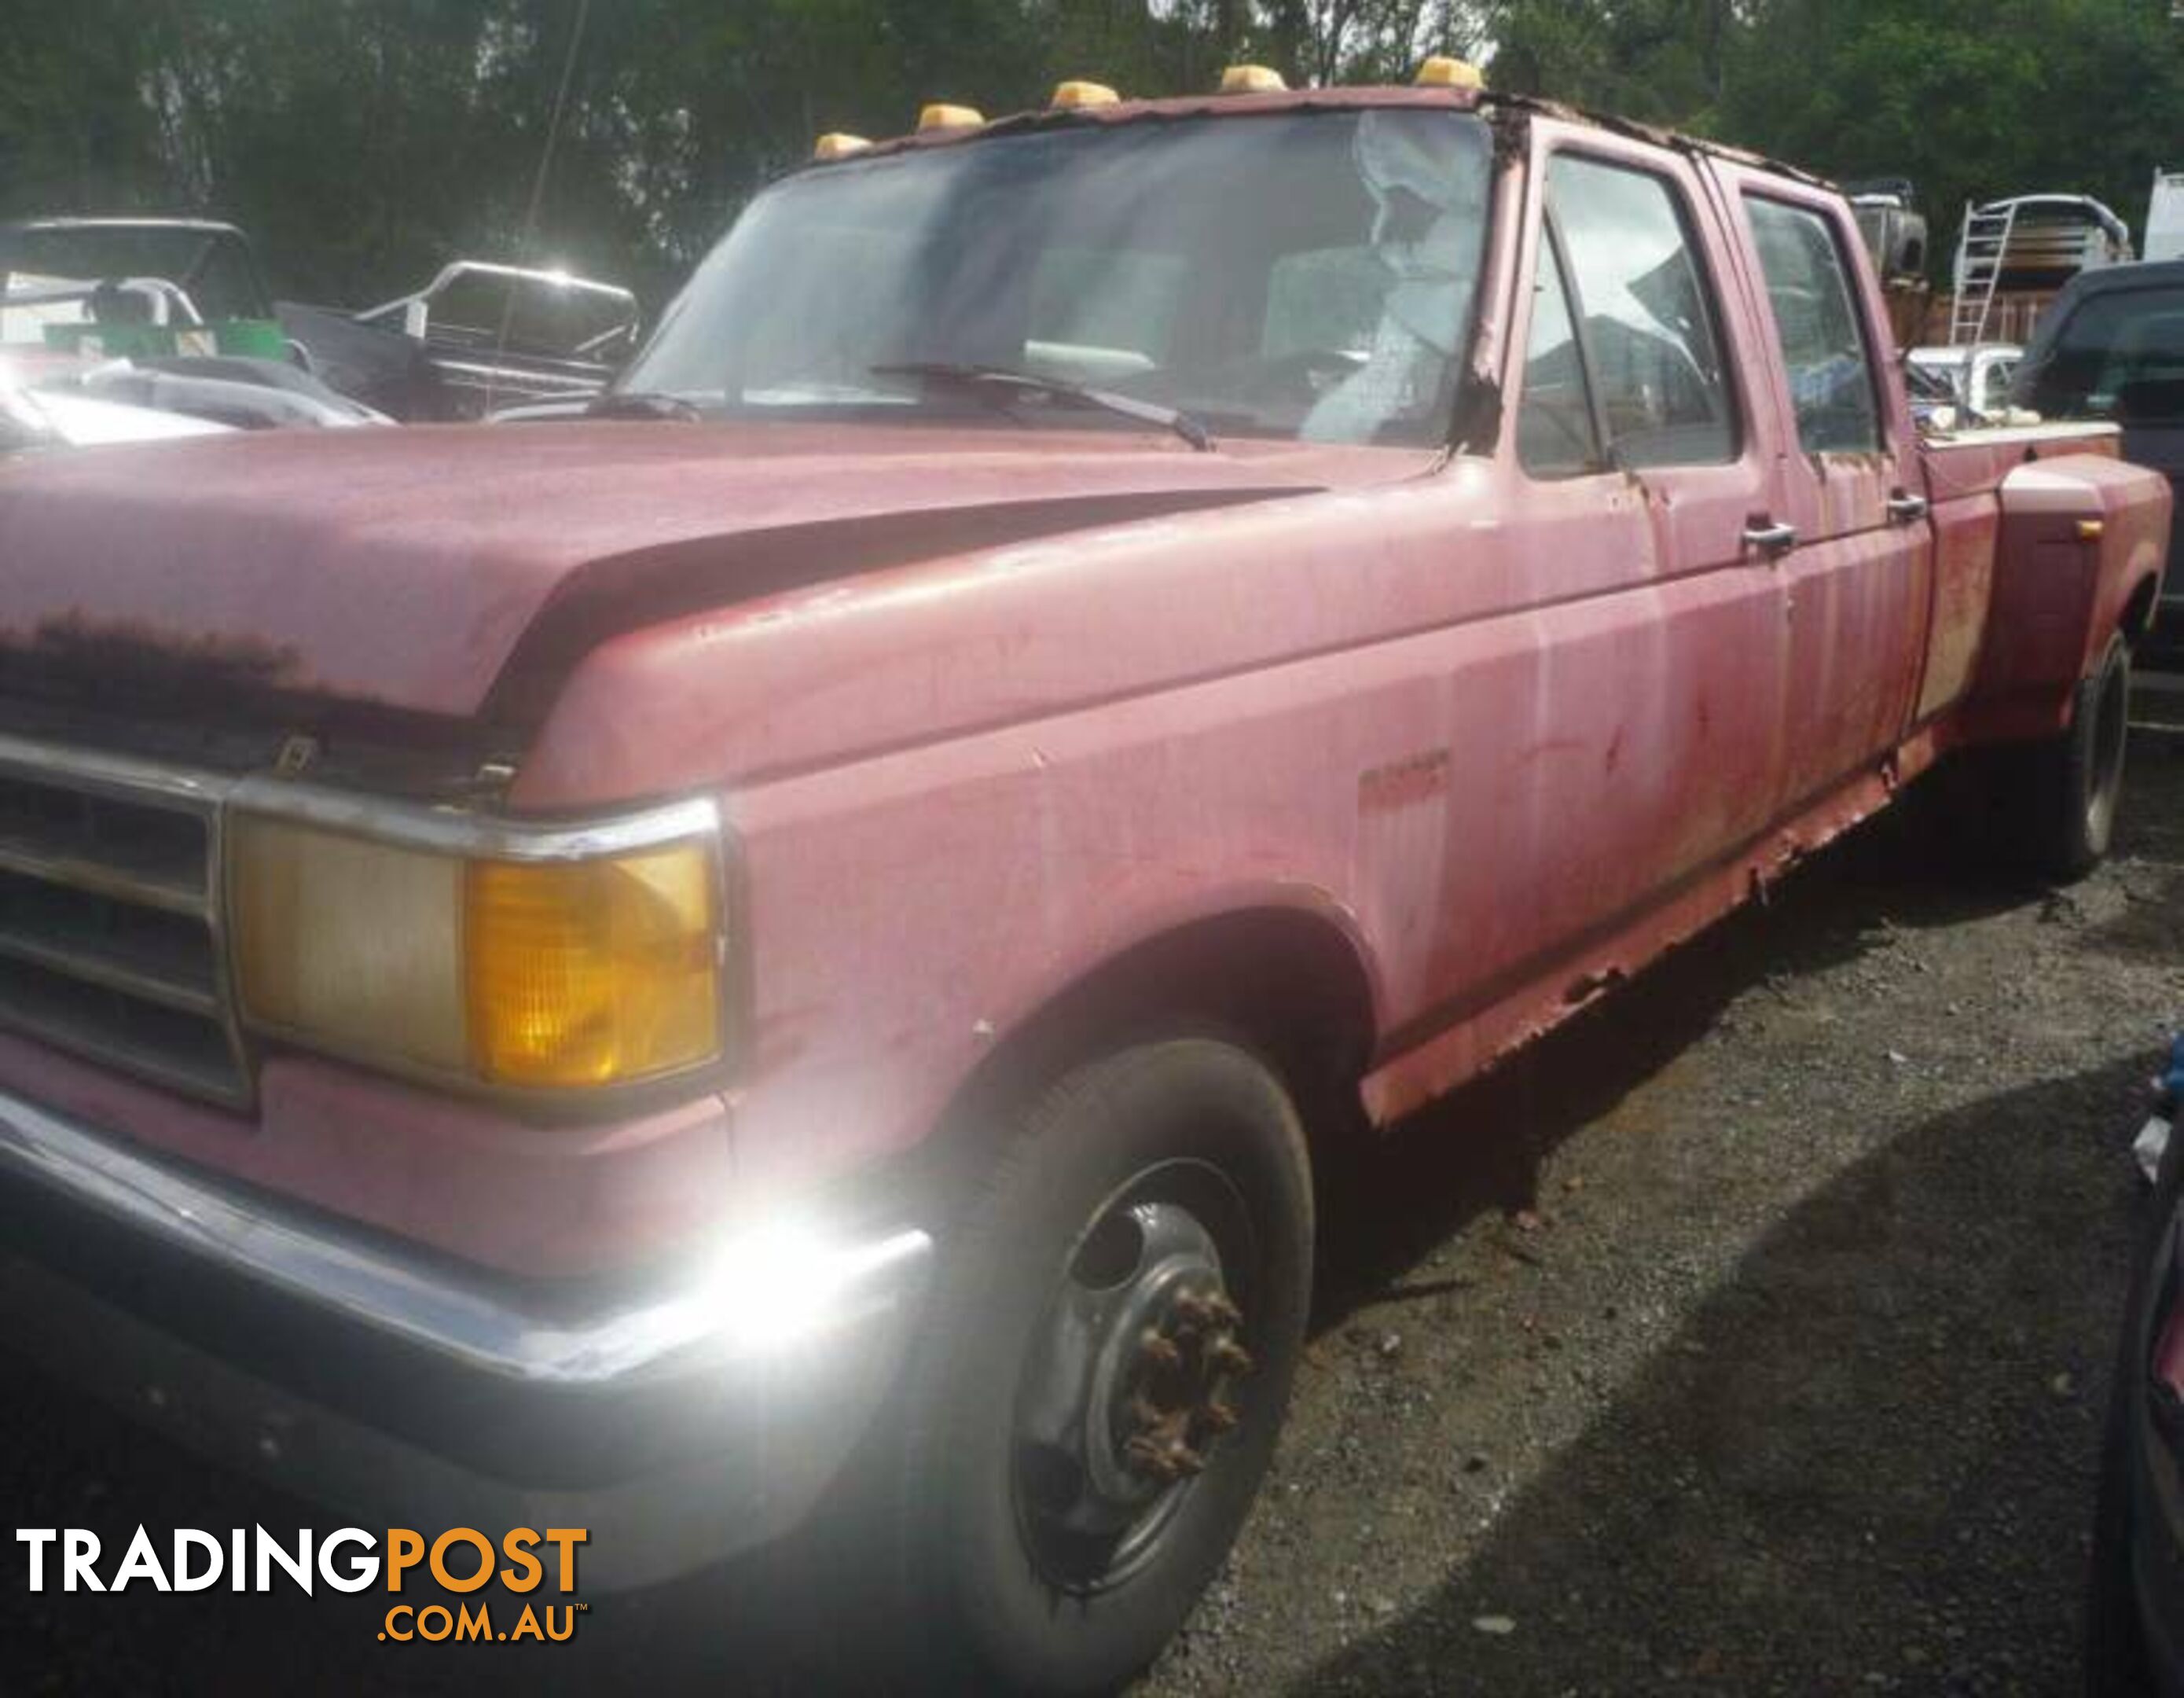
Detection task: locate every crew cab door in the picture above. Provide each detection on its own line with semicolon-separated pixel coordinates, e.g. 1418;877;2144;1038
1709;164;1935;801
1469;121;1789;961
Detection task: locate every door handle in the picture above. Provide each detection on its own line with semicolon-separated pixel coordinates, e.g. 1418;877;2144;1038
1742;518;1799;559
1886;491;1930;524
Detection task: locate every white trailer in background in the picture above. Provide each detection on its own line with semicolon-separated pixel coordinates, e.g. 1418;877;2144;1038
2149;170;2184;263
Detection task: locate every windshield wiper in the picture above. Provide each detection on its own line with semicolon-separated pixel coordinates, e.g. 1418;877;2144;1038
870;361;1213;452
585;390;706;421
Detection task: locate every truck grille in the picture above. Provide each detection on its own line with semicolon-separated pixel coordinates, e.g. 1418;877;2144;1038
0;740;246;1106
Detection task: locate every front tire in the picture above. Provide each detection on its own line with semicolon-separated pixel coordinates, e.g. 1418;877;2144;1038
890;1038;1314;1694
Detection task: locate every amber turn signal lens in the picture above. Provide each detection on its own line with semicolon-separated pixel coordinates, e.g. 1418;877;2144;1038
465;847;720;1087
232;814;723;1093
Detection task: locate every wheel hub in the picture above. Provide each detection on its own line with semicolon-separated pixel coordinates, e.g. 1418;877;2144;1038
1013;1195;1255;1586
1119;1287;1252;1486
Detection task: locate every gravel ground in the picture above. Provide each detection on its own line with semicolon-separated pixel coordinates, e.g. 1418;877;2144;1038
3;702;2181;1696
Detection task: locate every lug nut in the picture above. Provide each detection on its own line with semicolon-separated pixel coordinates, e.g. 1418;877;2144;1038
1208;1335;1255;1377
1125;1434;1181;1481
1140;1332;1184;1371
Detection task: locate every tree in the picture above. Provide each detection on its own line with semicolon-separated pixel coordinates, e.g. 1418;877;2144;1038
2;0;2175;308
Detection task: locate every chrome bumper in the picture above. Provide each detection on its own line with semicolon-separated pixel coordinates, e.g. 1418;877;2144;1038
0;1086;932;1586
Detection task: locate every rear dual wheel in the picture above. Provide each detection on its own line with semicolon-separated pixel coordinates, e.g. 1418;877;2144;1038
889;1038;1313;1694
2022;631;2133;882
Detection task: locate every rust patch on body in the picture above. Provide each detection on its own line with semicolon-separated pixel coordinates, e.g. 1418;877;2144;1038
1360;749;1451;811
17;612;303;689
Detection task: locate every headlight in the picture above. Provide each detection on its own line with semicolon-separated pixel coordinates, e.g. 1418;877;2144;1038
229;810;722;1090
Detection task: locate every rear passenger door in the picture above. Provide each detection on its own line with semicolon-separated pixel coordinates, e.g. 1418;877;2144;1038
1715;170;1934;802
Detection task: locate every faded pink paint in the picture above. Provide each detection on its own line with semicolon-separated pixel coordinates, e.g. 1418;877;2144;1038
0;423;1422;719
0;92;2168;1276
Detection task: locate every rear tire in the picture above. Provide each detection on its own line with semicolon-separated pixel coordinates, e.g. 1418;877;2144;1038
2015;631;2132;882
886;1038;1314;1694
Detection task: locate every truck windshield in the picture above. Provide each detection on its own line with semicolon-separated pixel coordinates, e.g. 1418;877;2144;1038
2020;285;2184;427
622;108;1492;447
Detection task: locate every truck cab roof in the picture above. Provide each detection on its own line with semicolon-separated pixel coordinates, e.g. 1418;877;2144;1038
800;79;1832;193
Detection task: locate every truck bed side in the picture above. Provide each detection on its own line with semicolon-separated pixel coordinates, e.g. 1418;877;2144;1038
1918;427;2165;733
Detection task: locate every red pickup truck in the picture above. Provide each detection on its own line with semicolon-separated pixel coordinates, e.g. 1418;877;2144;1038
0;66;2168;1691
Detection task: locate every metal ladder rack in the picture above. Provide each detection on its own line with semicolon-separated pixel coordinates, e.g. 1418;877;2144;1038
1951;200;2018;346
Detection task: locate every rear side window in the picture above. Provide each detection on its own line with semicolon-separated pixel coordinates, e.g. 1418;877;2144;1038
1744;197;1883;453
2024;287;2184;425
1541;153;1738;468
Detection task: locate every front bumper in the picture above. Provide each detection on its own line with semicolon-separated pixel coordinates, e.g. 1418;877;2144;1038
0;1085;931;1590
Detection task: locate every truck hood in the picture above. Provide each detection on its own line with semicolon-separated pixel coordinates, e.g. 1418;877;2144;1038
0;421;1422;722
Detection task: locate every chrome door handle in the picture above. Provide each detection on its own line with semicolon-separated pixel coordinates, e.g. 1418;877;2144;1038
1886;491;1930;524
1743;519;1799;558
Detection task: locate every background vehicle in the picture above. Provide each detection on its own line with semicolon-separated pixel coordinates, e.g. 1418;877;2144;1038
2;216;637;422
1909;341;2024;428
1;219;384;438
1948;193;2134;350
2014;260;2184;659
1848;178;1930;281
0;365;232;453
0;66;2167;1693
0;217;290;358
279;259;641;420
2087;1036;2184;1696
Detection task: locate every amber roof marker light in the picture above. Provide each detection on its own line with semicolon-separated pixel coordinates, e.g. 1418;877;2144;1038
918;102;986;131
1051;80;1121;110
812;133;871;160
1218;64;1287;94
1415;55;1486;89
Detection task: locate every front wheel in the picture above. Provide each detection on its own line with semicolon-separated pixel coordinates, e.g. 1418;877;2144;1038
888;1038;1314;1694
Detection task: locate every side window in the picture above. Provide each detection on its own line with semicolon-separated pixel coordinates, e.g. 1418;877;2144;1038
1744;197;1884;453
1545;153;1738;468
1518;237;1602;477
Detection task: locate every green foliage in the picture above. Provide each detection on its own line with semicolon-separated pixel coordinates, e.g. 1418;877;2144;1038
0;0;2174;307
